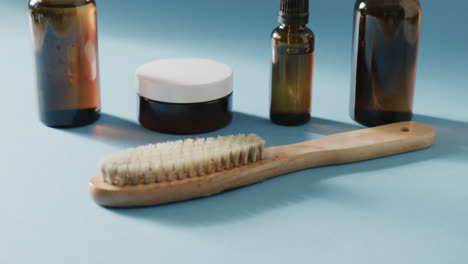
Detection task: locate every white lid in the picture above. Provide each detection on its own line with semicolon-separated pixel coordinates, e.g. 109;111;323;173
136;58;233;104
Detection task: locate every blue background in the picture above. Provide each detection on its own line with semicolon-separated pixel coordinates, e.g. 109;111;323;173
1;0;467;263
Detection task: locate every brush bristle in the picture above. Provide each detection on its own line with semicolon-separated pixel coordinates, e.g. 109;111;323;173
100;134;266;186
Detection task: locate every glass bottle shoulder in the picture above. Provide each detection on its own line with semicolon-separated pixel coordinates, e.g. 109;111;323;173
29;0;94;8
271;25;315;45
354;0;421;18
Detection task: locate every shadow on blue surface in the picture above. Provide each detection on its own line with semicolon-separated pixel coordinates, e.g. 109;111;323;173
72;112;467;226
413;115;468;163
67;111;362;148
67;114;179;148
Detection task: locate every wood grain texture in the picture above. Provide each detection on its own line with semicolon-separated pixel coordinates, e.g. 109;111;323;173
89;121;435;208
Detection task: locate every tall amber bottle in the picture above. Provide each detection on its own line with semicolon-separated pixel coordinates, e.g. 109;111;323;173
350;0;421;127
28;0;100;127
270;0;315;126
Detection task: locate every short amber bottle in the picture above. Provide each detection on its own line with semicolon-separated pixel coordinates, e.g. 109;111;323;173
270;0;315;126
28;0;101;127
350;0;421;127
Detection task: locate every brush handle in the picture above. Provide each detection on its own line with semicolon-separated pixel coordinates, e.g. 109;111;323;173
89;121;435;207
269;121;435;171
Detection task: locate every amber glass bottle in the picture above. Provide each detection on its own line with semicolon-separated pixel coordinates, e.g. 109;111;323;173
350;0;421;127
28;0;100;127
270;0;315;126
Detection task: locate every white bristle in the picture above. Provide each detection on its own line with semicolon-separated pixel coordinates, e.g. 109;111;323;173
205;151;216;174
128;163;139;185
117;164;128;186
249;145;259;163
174;159;184;180
222;150;231;169
151;162;163;183
213;149;223;171
202;152;213;174
141;162;152;184
100;134;266;186
163;160;174;181
194;156;204;176
259;140;265;160
184;158;194;178
240;147;249;165
231;145;241;167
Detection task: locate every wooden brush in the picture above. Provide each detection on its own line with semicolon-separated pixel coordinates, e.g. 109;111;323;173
89;121;435;208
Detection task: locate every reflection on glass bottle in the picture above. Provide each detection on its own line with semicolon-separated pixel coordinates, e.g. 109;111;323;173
350;0;421;127
28;0;100;127
270;0;315;126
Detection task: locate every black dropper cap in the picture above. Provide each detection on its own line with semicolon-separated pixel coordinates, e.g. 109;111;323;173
278;0;309;25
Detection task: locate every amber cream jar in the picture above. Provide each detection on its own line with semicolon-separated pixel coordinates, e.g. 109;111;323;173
136;58;233;134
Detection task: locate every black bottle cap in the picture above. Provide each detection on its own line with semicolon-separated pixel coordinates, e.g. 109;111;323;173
278;0;309;25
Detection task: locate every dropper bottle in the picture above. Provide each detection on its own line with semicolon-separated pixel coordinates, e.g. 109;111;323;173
270;0;315;126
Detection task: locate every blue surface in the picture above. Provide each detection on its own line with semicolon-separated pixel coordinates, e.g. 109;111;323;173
1;0;467;263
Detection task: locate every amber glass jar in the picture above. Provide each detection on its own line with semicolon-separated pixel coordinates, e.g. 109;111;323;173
136;58;233;134
28;0;100;127
350;0;421;127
